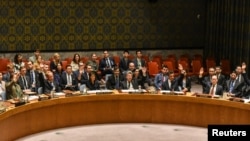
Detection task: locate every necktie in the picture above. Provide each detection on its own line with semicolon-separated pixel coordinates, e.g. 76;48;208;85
106;58;111;68
128;82;131;89
210;85;215;95
22;76;28;89
162;74;166;82
51;82;55;91
182;80;186;88
67;74;72;85
217;74;220;79
169;80;171;90
115;77;119;89
137;59;141;68
30;71;33;83
238;75;241;82
31;71;35;84
229;81;234;93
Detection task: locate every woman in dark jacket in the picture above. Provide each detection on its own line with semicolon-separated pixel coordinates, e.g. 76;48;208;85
86;71;100;90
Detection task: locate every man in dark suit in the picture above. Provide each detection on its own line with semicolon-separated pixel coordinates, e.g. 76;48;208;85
162;64;184;92
235;65;245;85
60;65;78;91
106;67;124;90
162;71;181;91
241;62;250;98
154;65;169;91
215;66;226;90
38;64;50;91
99;50;115;77
121;71;138;89
17;67;31;91
74;62;87;85
207;74;223;96
225;71;244;97
26;61;40;92
76;65;94;85
198;67;216;94
133;67;151;90
119;50;131;74
133;50;146;70
44;71;61;94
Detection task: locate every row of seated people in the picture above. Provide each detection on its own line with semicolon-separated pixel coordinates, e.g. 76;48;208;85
198;62;250;98
10;49;147;76
0;59;191;101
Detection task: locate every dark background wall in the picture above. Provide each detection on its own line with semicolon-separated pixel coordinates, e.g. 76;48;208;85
0;0;206;52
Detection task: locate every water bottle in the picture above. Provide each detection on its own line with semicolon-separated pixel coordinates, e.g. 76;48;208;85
80;84;86;94
51;90;55;98
138;85;142;93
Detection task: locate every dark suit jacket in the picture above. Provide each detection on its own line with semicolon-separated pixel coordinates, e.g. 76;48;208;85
26;69;41;89
207;85;223;95
54;71;64;85
133;58;146;69
38;72;47;90
43;80;61;94
86;80;100;90
99;57;115;75
106;74;125;90
225;79;244;97
199;75;212;93
240;72;250;98
120;80;139;89
178;76;192;92
119;58;131;73
162;74;183;91
74;70;89;85
236;74;245;85
60;72;78;91
133;70;150;89
17;75;31;90
162;79;179;91
217;74;226;90
50;61;62;72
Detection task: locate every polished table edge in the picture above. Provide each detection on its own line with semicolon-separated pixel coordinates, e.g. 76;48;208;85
1;91;250;141
1;92;250;120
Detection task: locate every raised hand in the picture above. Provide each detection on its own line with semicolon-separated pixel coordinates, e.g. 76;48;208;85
178;64;183;71
242;62;246;70
199;67;204;75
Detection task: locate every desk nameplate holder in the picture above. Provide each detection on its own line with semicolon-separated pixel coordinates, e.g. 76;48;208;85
38;94;50;101
228;97;245;103
195;93;212;98
96;91;114;95
162;91;185;95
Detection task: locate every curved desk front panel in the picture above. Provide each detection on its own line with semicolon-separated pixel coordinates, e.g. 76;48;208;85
0;95;250;141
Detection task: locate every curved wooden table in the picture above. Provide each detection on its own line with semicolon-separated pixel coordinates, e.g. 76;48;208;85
1;94;250;141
